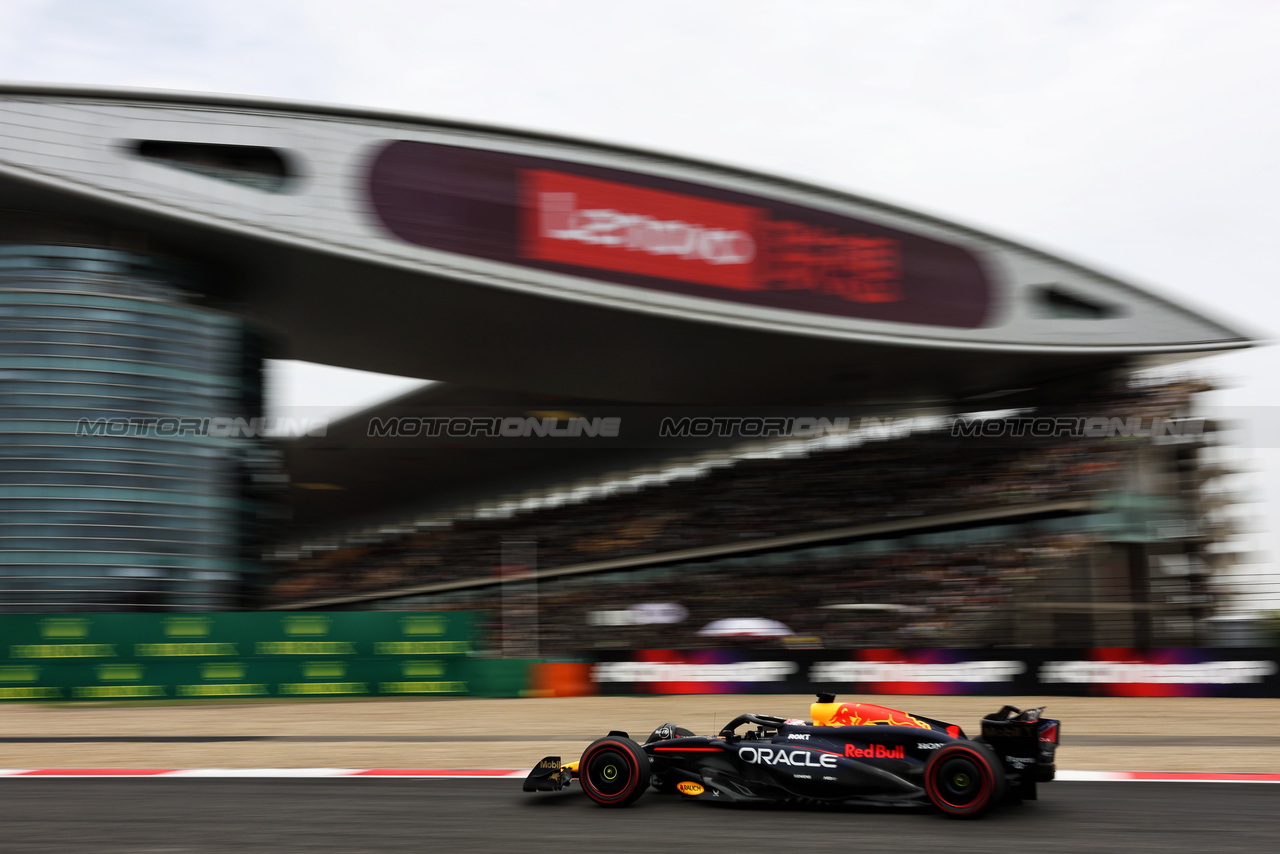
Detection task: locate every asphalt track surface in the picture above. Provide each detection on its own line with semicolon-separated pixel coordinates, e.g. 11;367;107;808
0;779;1275;853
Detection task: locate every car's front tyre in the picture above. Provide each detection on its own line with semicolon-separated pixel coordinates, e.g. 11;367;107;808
579;736;650;807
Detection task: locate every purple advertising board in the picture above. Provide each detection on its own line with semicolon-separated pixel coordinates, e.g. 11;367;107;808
588;649;1280;698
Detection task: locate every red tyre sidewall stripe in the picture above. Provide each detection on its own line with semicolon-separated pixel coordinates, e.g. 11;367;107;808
581;740;639;805
927;745;994;814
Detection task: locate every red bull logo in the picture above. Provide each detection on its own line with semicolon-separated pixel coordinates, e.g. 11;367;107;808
845;743;906;759
819;702;932;729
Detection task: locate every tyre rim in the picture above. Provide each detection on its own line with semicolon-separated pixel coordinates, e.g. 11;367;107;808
936;757;983;806
588;749;632;797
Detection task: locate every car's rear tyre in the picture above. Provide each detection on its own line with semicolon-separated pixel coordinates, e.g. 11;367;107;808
579;736;650;807
924;743;1005;818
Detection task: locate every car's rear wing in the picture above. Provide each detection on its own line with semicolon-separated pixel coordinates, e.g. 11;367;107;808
980;705;1059;783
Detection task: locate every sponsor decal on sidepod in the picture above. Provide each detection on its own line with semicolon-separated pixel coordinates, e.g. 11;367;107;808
739;747;838;768
845;744;907;759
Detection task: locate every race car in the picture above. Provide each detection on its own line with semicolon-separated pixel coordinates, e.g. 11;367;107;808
524;694;1059;818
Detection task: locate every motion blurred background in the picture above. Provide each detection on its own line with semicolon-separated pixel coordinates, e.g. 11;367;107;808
0;1;1278;703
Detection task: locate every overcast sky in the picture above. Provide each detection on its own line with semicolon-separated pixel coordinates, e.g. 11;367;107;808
2;1;1278;602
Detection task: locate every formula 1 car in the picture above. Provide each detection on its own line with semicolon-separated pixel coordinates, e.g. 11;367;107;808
524;694;1059;818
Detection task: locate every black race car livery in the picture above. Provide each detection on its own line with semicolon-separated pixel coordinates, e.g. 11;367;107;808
524;694;1060;818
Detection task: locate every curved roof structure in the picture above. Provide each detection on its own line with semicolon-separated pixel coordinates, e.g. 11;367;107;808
0;84;1252;404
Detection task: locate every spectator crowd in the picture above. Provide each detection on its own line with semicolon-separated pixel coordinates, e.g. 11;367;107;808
265;378;1209;646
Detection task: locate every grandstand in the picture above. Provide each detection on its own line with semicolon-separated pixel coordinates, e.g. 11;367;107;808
269;377;1251;650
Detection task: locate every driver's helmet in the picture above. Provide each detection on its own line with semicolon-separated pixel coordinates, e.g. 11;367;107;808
645;723;696;744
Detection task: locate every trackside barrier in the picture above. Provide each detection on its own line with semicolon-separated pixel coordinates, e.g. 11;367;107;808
527;661;595;697
6;619;1278;701
0;612;493;702
583;648;1280;698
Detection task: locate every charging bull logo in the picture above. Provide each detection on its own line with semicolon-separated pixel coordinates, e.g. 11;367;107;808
824;703;932;730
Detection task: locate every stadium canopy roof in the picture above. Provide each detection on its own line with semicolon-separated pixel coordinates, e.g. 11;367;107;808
0;84;1253;408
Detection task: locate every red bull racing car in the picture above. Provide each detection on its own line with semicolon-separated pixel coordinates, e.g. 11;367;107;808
524;694;1059;818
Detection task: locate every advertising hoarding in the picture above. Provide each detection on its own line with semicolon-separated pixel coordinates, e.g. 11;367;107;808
367;141;993;327
0;612;480;701
588;648;1280;698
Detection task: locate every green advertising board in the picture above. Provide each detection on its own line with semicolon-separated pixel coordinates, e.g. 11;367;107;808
0;612;488;701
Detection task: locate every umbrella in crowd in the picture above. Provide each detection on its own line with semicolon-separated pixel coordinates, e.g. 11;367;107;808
697;617;793;638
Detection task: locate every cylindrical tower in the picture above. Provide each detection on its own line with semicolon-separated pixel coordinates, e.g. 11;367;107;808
0;212;274;611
